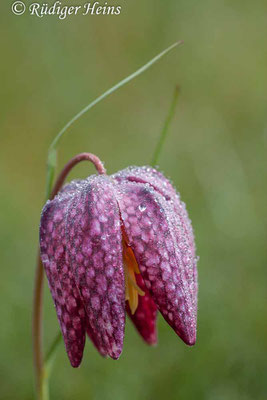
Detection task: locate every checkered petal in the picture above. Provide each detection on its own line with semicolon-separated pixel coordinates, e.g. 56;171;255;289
114;180;197;345
114;166;198;339
40;192;86;367
65;175;125;359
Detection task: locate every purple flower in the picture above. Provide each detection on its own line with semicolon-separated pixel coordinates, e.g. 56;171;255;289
40;166;198;367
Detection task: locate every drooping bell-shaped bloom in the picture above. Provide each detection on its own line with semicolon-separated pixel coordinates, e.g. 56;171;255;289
40;165;198;367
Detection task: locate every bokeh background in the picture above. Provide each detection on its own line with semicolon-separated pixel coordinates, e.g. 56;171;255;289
1;0;267;399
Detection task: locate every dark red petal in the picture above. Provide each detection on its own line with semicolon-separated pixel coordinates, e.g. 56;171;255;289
127;273;157;345
114;181;197;345
65;175;125;359
40;192;86;367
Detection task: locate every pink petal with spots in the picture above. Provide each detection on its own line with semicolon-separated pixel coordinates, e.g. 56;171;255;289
40;192;86;367
65;175;125;359
114;181;197;346
127;273;157;345
60;180;83;195
121;167;197;268
113;166;197;268
114;166;198;338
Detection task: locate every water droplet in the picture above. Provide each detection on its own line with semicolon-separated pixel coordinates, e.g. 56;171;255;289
138;204;147;212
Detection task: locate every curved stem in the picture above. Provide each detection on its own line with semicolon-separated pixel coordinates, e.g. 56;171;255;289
33;153;105;400
50;152;106;198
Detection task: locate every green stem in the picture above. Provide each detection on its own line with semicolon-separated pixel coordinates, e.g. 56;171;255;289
151;86;180;167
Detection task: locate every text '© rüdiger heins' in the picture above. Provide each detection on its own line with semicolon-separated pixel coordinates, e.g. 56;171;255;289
29;2;122;19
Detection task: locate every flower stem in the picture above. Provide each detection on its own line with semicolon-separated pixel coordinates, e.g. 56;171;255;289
33;153;105;400
151;86;180;167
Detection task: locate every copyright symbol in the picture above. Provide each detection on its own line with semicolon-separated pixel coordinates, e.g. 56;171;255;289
11;1;26;15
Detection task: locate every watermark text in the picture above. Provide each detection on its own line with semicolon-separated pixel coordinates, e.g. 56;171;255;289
11;1;122;19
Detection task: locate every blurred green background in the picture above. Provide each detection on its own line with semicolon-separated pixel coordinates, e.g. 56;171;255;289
1;0;267;399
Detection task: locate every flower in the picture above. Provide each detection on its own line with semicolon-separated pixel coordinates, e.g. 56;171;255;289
40;165;198;367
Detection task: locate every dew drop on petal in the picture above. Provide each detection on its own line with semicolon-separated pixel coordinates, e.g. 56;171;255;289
138;204;147;212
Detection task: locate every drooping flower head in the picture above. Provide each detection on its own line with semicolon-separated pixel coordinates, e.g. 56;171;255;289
40;161;198;367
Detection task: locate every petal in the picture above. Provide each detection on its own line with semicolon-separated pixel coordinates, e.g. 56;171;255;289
40;191;86;367
113;166;196;264
114;166;198;331
127;273;157;345
113;166;195;244
60;180;83;195
65;175;125;359
114;181;197;345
